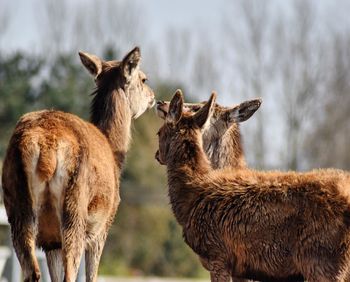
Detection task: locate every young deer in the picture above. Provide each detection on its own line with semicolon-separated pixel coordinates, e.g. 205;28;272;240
157;99;261;282
2;47;155;282
157;99;262;282
156;90;350;282
157;98;263;282
157;103;305;282
156;98;261;169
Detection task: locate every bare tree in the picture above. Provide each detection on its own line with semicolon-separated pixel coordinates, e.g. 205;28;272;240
38;0;144;57
190;39;219;98
38;0;71;55
105;0;144;49
274;0;325;170
306;32;350;169
0;0;11;51
223;0;330;171
160;28;193;83
224;0;273;168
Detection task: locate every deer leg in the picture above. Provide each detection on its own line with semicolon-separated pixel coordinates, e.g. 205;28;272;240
10;216;40;282
210;270;230;282
200;257;231;282
3;152;41;281
62;217;86;282
85;232;108;282
46;249;64;282
61;199;86;282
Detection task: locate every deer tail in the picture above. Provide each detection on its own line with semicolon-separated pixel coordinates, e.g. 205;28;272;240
36;145;57;182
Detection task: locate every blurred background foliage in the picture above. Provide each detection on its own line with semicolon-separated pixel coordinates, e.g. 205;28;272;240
1;0;350;278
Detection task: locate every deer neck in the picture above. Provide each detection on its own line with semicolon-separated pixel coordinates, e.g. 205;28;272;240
167;134;211;173
205;125;246;169
166;137;211;226
220;125;246;169
90;87;132;170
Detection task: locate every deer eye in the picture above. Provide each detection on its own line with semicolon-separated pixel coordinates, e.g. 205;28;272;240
142;78;148;83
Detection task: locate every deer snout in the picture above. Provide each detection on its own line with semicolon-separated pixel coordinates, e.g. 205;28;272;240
149;98;156;108
155;150;165;165
147;88;156;108
155;101;169;119
148;92;156;108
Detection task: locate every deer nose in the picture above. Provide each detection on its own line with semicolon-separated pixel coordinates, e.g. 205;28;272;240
149;98;156;108
155;150;165;165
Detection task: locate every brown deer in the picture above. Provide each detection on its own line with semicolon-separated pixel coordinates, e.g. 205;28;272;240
157;100;305;282
157;100;303;282
1;47;155;282
156;98;262;282
156;89;350;282
156;98;261;169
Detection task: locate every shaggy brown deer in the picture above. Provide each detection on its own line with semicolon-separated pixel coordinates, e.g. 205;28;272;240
2;47;155;282
156;90;350;282
156;98;262;282
157;100;306;282
156;98;261;169
157;101;303;282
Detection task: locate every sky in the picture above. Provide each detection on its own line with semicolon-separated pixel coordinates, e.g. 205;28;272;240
1;0;226;53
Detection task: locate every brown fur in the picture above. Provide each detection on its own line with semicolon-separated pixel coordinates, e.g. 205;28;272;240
156;98;261;169
2;47;155;282
156;90;350;282
156;97;261;282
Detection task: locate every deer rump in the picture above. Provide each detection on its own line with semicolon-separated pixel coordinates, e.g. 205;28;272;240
182;169;350;281
2;109;116;251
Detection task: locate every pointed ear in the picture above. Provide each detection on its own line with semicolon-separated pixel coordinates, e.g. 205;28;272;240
226;98;262;123
166;89;184;126
122;46;141;80
193;92;217;128
79;51;103;77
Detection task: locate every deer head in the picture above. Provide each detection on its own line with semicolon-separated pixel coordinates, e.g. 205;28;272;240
156;90;216;166
79;47;155;119
157;97;261;138
156;94;262;167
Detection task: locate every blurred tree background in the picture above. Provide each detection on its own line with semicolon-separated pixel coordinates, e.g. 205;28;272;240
0;0;350;278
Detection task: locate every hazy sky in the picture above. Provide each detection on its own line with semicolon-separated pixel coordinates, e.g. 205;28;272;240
1;0;226;52
3;0;350;56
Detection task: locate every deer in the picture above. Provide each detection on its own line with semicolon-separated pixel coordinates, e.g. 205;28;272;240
156;98;261;282
156;99;304;282
155;89;350;282
156;98;261;169
1;47;155;282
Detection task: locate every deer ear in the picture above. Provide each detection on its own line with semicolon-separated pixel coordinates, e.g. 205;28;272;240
226;98;262;123
193;92;216;128
166;90;184;126
122;46;141;80
79;51;103;77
